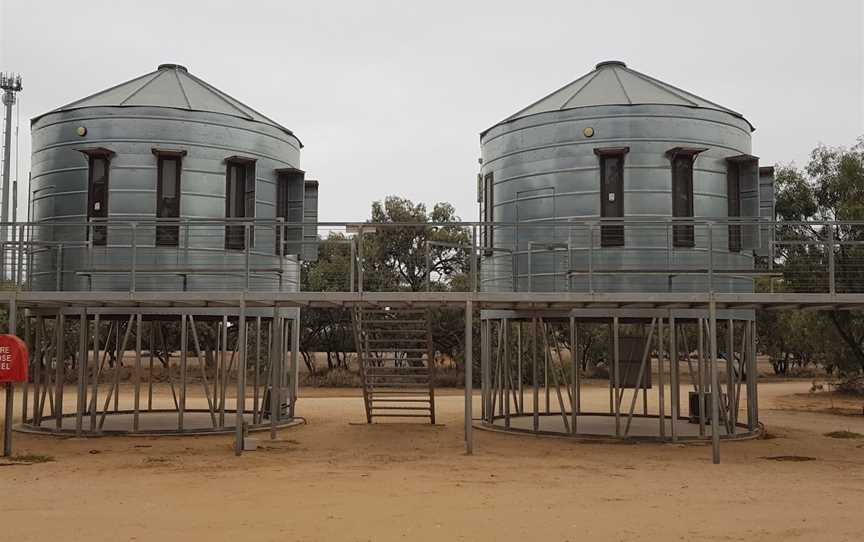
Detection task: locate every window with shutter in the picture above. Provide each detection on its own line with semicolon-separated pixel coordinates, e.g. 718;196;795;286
483;172;494;253
224;157;256;250
726;154;760;251
152;148;186;247
275;168;305;256
727;161;741;252
594;147;629;247
666;147;707;248
80;148;115;246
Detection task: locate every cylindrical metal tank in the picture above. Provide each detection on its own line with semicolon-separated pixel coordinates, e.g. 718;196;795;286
480;61;758;293
29;64;303;292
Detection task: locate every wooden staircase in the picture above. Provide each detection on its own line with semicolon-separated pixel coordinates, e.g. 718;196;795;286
352;307;436;424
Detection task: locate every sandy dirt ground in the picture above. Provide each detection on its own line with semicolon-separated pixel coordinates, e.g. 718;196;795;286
1;380;863;542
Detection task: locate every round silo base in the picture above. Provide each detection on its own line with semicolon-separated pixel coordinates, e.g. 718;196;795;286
17;409;303;436
477;413;762;442
477;308;762;444
16;305;303;438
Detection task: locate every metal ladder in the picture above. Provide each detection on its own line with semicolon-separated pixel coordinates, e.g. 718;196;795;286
352;307;436;424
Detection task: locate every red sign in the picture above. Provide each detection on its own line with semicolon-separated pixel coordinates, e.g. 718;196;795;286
0;334;28;383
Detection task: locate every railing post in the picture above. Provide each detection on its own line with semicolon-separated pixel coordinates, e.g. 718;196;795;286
588;222;595;294
357;225;364;294
16;223;24;286
827;224;836;294
666;218;672;265
55;244;63;291
275;217;282;259
707;222;714;293
85;238;93;291
183;219;190;264
28;225;36;288
425;240;431;292
470;225;478;293
276;217;285;292
130;223;137;293
666;219;674;292
349;238;356;292
8;228;14;285
768;240;774;272
768;234;775;293
88;221;94;266
282;219;288;288
273;216;285;260
244;223;251;292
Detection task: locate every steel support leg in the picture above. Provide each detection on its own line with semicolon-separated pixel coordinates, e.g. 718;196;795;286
613;316;620;437
133;314;142;432
179;314;187;432
709;300;721;464
235;302;247;456
517;322;523;414
697;319;705;436
670;315;678;442
544;322;550;415
90;316;100;432
54;314;65;431
570;315;578;435
503;319;510;429
269;307;282;440
464;300;473;455
74;310;87;435
746;321;759;431
254;317;261;424
481;319;490;422
658;317;666;440
532;317;539;432
727;319;734;435
290;313;300;419
3;297;16;456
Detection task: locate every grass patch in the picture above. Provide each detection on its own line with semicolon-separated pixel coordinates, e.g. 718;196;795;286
824;430;864;439
762;455;816;462
143;456;171;464
301;368;362;388
10;454;54;464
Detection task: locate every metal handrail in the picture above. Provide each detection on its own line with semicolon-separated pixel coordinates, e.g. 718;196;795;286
9;217;864;227
1;217;858;295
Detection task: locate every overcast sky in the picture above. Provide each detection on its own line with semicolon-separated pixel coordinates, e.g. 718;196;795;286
1;0;862;222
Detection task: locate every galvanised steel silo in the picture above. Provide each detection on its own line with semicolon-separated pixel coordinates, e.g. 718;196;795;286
29;63;312;292
479;60;766;293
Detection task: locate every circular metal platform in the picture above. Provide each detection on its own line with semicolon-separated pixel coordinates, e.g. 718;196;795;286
17;409;303;437
478;412;762;442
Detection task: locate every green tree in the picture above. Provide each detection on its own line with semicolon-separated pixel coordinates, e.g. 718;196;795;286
773;137;864;375
299;196;473;374
299;232;362;373
757;309;836;375
368;197;471;370
369;196;470;292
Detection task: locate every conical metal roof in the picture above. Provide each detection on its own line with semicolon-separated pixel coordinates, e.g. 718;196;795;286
486;60;752;134
35;63;297;138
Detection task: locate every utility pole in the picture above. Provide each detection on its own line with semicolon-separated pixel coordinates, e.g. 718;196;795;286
1;73;23;282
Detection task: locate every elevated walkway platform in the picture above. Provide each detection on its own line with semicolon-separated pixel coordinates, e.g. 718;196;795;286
5;290;864;312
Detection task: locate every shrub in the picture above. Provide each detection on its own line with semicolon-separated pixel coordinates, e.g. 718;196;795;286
301;368;362;388
836;375;864;396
